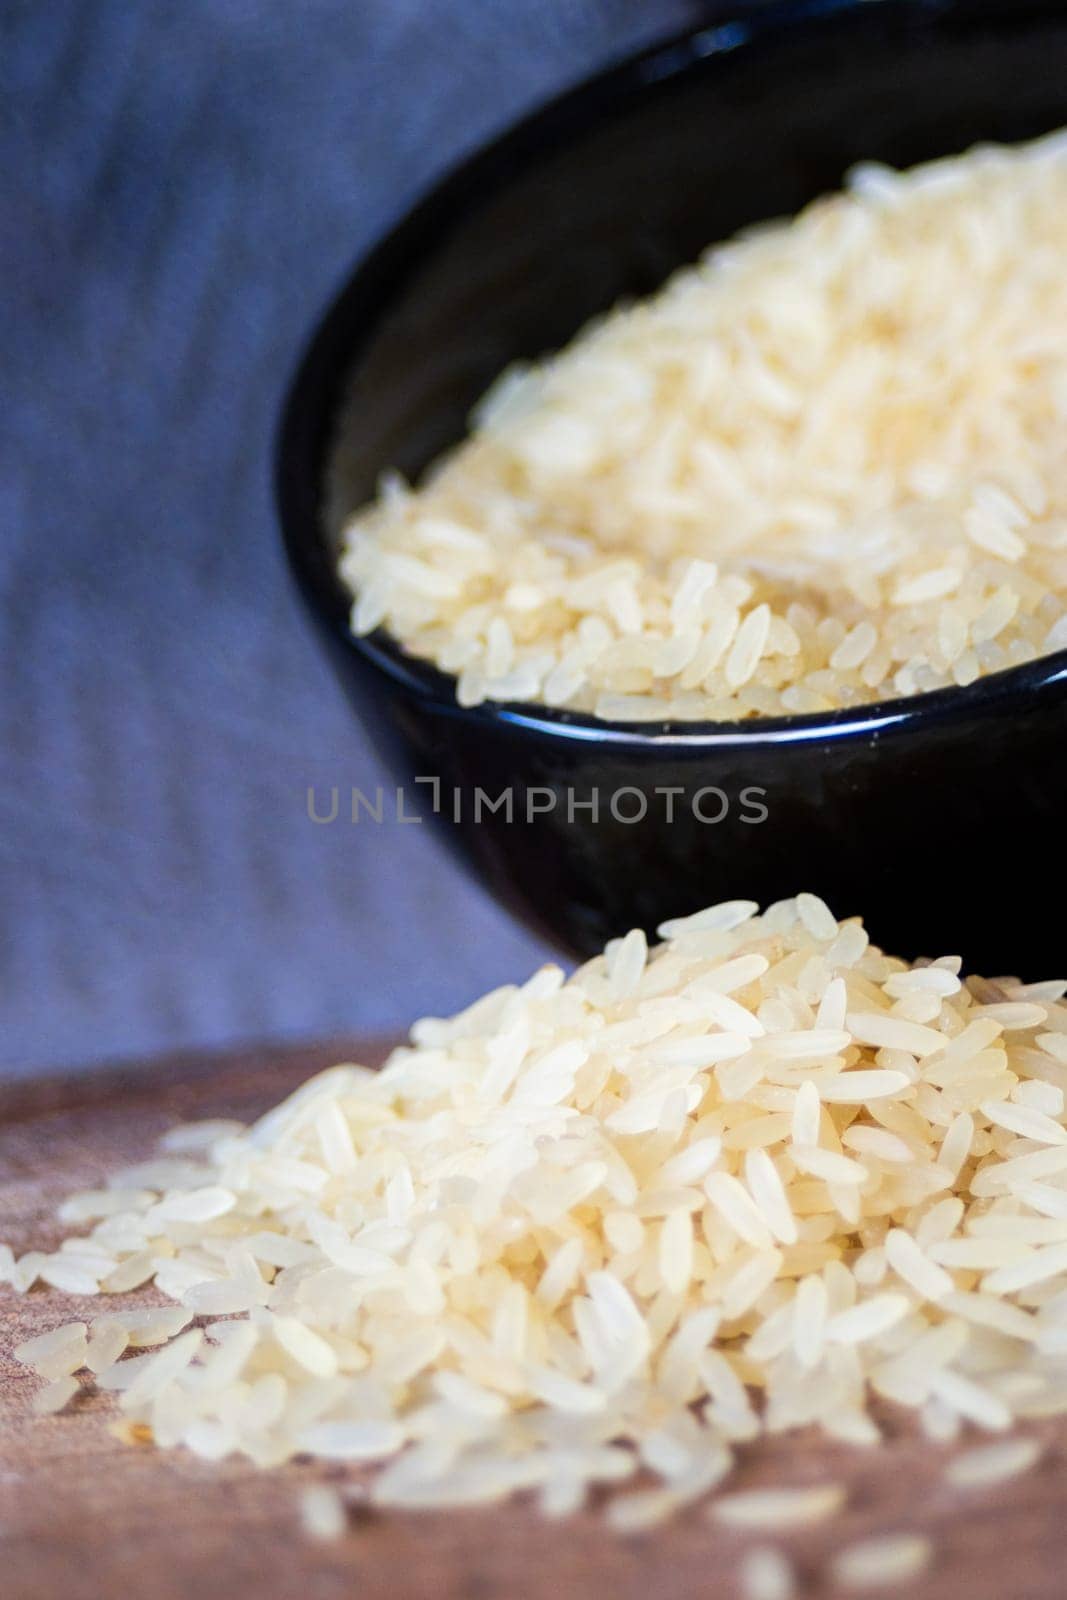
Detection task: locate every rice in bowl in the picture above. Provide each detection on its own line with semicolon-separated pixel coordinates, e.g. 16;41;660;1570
339;133;1067;722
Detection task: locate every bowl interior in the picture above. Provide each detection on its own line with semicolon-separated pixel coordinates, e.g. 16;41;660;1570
282;0;1067;729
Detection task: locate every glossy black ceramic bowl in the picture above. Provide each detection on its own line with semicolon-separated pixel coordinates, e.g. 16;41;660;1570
278;0;1067;976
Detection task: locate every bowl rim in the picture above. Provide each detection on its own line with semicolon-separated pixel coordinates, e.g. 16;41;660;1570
276;0;1067;751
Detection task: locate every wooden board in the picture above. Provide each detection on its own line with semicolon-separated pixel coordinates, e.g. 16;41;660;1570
3;1039;1067;1600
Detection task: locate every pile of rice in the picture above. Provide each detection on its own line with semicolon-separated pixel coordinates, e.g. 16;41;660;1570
339;133;1067;722
6;894;1067;1550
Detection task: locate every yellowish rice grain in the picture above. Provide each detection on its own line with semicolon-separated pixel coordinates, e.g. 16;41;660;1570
4;895;1067;1532
831;1534;932;1589
338;135;1067;722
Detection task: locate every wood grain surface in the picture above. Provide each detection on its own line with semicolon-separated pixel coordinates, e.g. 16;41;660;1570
3;1039;1067;1600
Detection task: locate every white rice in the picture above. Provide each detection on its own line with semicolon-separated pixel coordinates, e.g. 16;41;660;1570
300;1483;347;1542
943;1435;1042;1489
124;1306;194;1347
84;1319;129;1373
14;1322;87;1373
710;1484;846;1530
32;1375;81;1416
337;135;1067;722
5;893;1067;1535
741;1546;796;1600
831;1534;933;1589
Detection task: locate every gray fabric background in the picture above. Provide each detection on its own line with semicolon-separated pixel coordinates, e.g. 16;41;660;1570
1;0;707;1078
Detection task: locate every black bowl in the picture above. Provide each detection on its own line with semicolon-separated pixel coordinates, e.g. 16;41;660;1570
278;0;1067;977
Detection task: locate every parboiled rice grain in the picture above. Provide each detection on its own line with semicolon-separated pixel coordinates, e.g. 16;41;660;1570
741;1546;796;1600
710;1484;846;1530
6;894;1067;1534
300;1483;347;1541
944;1435;1042;1489
336;136;1067;723
831;1534;932;1589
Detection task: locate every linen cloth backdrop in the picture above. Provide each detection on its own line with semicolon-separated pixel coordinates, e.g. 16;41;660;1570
1;0;708;1076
